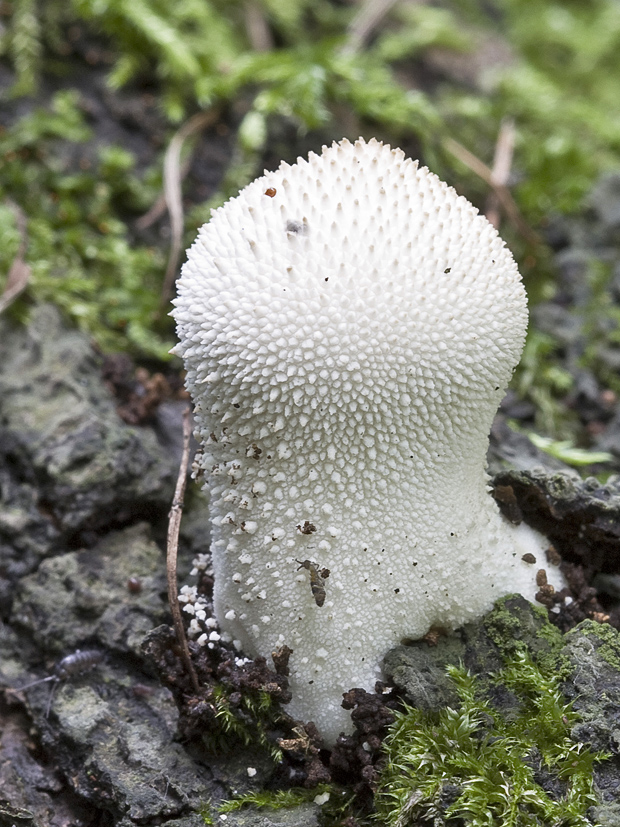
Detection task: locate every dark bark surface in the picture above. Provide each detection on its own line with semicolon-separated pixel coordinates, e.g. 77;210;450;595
0;306;303;826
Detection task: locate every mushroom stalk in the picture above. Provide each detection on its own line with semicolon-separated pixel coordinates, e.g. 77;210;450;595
173;138;563;744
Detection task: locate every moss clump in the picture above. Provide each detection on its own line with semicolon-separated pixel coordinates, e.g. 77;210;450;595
482;596;570;681
375;652;604;826
203;684;285;763
218;784;331;814
566;619;620;673
0;91;170;359
216;783;356;827
199;806;215;826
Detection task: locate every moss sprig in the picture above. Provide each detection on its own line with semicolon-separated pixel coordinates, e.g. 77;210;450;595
375;654;604;827
218;784;331;814
208;684;284;763
216;783;357;827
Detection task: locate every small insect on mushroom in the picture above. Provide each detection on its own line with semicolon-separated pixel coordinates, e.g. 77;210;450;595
296;559;330;607
14;649;104;716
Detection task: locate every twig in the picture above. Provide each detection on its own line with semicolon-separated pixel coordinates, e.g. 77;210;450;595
443;136;540;246
166;405;200;694
244;0;273;52
486;117;515;230
342;0;402;56
158;107;221;306
135;154;193;231
0;200;31;314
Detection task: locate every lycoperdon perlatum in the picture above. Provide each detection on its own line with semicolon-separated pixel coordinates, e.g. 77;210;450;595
173;137;565;744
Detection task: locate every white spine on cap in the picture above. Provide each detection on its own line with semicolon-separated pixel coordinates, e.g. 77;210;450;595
173;138;564;744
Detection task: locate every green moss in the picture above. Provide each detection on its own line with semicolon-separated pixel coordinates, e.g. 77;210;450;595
567;620;620;673
513;330;580;440
375;653;604;826
217;783;357;827
199;803;215;825
218;784;331;814
0;91;171;359
535;620;569;659
482;596;569;679
202;684;284;763
5;0;620;208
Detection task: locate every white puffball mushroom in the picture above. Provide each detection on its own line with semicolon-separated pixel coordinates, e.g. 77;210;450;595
173;137;564;745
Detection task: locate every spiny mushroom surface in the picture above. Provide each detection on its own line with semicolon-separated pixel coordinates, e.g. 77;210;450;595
173;137;564;744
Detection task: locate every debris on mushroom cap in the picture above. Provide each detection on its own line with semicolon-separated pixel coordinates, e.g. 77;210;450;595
173;137;565;744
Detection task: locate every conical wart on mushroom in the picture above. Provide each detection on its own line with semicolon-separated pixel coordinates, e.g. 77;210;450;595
173;137;565;745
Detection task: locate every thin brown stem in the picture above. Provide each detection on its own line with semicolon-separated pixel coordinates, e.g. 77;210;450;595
443;136;540;246
342;0;402;56
486;117;515;230
135;154;193;231
244;0;273;52
157;107;221;307
166;406;200;693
